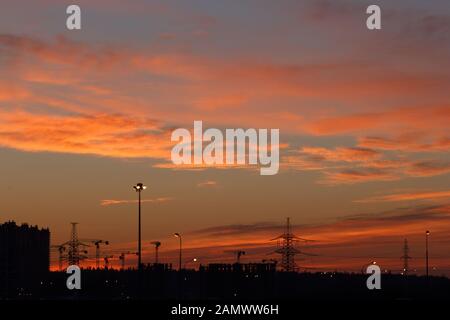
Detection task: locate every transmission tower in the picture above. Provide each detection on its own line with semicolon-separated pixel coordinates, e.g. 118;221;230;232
271;217;315;272
66;222;89;266
401;238;412;275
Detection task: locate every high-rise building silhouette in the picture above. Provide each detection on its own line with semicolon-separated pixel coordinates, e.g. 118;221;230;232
0;221;50;295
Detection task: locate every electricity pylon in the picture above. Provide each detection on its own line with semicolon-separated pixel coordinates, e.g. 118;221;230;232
66;222;89;266
401;238;412;275
271;217;316;272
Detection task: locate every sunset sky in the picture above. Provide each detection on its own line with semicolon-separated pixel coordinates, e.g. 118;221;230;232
0;0;449;274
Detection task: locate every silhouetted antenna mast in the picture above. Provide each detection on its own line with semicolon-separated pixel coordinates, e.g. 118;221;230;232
401;238;412;275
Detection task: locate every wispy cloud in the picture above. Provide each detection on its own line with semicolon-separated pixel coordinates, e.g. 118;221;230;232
284;144;450;185
305;106;450;136
319;168;400;185
0;110;172;159
358;134;450;152
197;180;218;188
355;190;450;203
100;197;173;206
0;24;448;185
406;160;450;177
299;146;381;162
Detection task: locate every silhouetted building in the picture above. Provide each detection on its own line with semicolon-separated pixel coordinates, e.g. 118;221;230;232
0;221;50;296
204;262;277;273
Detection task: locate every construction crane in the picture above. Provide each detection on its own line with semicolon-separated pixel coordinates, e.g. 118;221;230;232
104;255;114;269
118;252;138;270
51;244;66;270
91;240;109;269
235;250;246;263
150;241;161;264
224;250;246;263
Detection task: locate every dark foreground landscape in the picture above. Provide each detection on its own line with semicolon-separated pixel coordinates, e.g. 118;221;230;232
2;264;449;301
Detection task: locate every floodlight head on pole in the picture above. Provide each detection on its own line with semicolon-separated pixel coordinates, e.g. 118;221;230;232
426;230;430;236
174;233;180;238
133;183;147;192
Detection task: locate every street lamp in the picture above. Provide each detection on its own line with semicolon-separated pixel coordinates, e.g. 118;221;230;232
174;233;182;271
426;230;430;278
133;183;147;271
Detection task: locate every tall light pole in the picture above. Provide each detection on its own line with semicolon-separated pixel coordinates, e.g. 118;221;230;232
426;230;430;278
133;183;147;271
174;233;182;271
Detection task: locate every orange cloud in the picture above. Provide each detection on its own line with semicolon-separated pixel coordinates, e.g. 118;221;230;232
299;146;381;162
355;190;450;203
193;94;248;111
305;106;450;136
0;34;126;70
1;34;449;139
358;135;450;152
406;160;450;177
0;82;30;101
1;33;449;186
284;144;449;184
319;169;399;185
0;110;172;159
